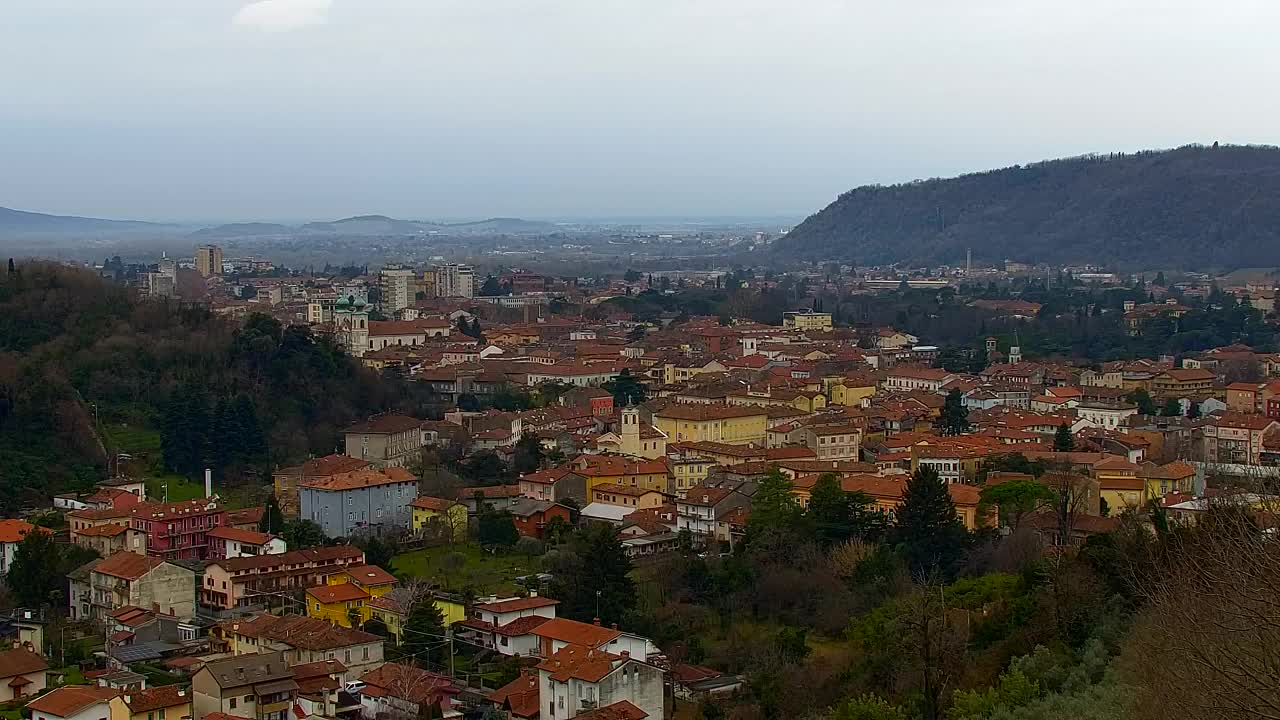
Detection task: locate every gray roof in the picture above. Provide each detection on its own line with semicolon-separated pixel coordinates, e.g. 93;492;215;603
200;651;292;689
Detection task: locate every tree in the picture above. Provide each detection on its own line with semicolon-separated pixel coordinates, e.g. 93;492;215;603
282;519;327;549
1186;400;1201;419
1125;389;1157;416
624;269;642;282
6;529;62;606
936;389;970;436
980;479;1053;532
512;434;546;475
603;369;646;406
745;468;804;542
477;509;519;548
1160;397;1183;417
479;275;505;296
894;466;967;579
260;494;286;534
808;473;887;545
1053;423;1074;452
829;695;909;720
547;524;636;625
359;535;396;572
1154;271;1166;286
402;585;447;667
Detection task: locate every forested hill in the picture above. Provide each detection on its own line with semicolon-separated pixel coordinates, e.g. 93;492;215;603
0;262;421;512
775;144;1280;270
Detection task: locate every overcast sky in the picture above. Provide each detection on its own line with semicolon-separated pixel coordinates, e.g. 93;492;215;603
2;0;1278;222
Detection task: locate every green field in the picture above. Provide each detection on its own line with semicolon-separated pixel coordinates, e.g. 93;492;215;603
104;423;233;504
392;543;540;596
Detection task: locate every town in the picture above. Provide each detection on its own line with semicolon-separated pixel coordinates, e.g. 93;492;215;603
1;246;1278;720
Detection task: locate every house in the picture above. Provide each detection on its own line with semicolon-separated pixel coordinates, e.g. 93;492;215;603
70;523;146;559
591;408;668;459
215;614;383;681
1151;368;1216;400
676;485;751;542
290;659;348;720
205;527;285;560
535;644;664;720
518;466;589;504
191;652;297;720
74;551;197;622
572;456;672;498
562;387;615;417
356;663;460;720
305;564;397;627
671;664;744;703
408;496;468;542
801;424;862;460
1203;413;1280;466
107;685;192;720
0;519;38;577
1076;401;1139;430
25;686;120;720
531;618;656;660
459;485;523;515
509;499;574;539
367;588;467;645
782;310;833;331
455;595;560;657
652;404;769;446
299;466;418;538
0;647;48;702
272;455;371;519
883;366;954;393
489;671;541;719
201;545;365;611
68;499;225;562
589;484;669;510
343;415;424;468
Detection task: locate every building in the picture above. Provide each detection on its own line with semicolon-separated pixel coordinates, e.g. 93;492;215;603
192;652;297;720
801;425;862;460
367;588;466;645
456;595;561;657
571;456;672;497
883;367;956;393
782;310;834;331
343;415;424;468
1076;401;1139;431
290;659;348;720
26;686;120;720
1203;414;1280;466
0;519;37;577
509;499;574;539
107;685;193;720
653;404;768;445
128;499;226;561
215;615;383;681
356;663;460;720
300;466;418;538
0;647;47;702
273;454;372;519
205;527;286;560
201;545;365;611
1151;368;1216;400
380;267;416;313
195;245;224;277
408;496;468;542
74;551;197;622
434;264;476;298
676;485;751;541
334;295;371;357
304;564;397;627
590;484;668;510
536;644;664;720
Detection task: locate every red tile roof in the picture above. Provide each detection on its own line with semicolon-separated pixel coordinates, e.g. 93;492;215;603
93;551;164;580
535;644;622;683
26;686;120;716
341;564;398;586
207;527;276;545
119;685;191;713
306;584;370;604
408;496;459;512
478;596;561;614
344;415;423;435
488;672;540;718
532;618;621;648
0;648;48;677
302;467;416;491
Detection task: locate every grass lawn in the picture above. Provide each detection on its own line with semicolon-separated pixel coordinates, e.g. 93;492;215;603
49;665;88;685
146;474;206;502
393;543;540;596
104;424;163;454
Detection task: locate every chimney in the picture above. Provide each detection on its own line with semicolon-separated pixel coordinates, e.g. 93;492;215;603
125;696;132;704
177;690;185;698
529;589;537;598
620;651;629;658
611;623;618;630
152;602;160;612
205;468;213;498
593;618;601;626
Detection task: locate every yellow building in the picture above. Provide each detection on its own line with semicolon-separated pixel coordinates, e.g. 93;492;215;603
306;564;397;627
367;589;467;644
590;483;669;509
591;408;668;459
654;403;768;445
572;455;672;496
829;379;878;407
108;685;192;720
409;496;468;542
782;310;833;331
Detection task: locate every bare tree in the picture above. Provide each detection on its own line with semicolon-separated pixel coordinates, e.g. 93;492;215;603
1041;467;1095;547
892;580;966;720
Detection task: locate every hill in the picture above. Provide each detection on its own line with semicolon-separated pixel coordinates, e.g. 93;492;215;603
191;222;294;238
774;144;1280;270
0;206;161;235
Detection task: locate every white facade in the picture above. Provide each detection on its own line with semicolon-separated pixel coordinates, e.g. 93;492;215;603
538;657;664;720
380;268;415;313
434;264;475;299
224;537;287;559
1076;404;1138;430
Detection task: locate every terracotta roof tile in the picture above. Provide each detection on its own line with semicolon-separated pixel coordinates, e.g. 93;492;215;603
26;686;120;716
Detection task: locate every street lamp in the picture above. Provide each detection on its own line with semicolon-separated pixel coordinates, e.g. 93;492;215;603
595;589;602;620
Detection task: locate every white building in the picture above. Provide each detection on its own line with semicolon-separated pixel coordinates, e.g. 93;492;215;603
1076;402;1139;430
434;264;475;299
536;644;664;720
380;267;416;313
27;686;120;720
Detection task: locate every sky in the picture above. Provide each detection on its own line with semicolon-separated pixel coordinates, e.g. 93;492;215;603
2;0;1279;222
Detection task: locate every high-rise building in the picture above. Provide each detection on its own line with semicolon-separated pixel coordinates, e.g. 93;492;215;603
434;264;475;298
195;245;224;277
380;267;415;313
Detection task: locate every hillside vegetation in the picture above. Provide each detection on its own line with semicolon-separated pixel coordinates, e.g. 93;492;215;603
775;144;1280;269
0;262;425;511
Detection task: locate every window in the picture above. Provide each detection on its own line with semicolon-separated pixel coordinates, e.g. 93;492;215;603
244;695;253;703
345;649;351;664
229;699;237;710
363;646;369;660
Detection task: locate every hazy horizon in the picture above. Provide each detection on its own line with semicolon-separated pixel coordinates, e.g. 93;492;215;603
4;1;1279;221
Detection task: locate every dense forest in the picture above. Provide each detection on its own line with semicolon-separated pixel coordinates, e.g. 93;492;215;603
775;144;1280;269
0;262;425;510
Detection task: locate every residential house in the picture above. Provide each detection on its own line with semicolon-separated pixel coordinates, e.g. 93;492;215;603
591;408;668;459
1203;414;1280;466
305;564;397;627
201;546;365;611
299;466;418;538
531;618;656;660
509;499;574;539
571;456;672;497
676;485;751;542
0;519;38;577
589;485;668;510
205;528;285;560
68;499;224;562
74;552;197;623
356;663;460;720
536;644;664;720
802;424;862;460
0;647;47;702
272;454;371;519
26;686;120;720
459;485;523;515
882;366;955;393
518;467;588;505
1151;368;1216;400
456;595;560;657
488;672;541;719
215;614;383;681
1076;401;1139;431
107;685;192;720
191;652;297;720
343;415;424;468
290;659;348;720
408;497;468;542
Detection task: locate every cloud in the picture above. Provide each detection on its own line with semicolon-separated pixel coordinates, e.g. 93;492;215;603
233;0;332;31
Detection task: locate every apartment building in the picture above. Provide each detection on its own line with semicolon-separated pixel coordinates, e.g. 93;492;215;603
434;263;475;298
195;245;224;277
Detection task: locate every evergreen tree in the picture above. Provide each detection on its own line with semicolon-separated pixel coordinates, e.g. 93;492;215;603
1161;397;1183;416
808;473;886;545
358;536;396;572
282;519;327;549
6;529;63;607
402;594;447;666
548;524;636;624
936;389;970;436
512;434;546;474
1126;388;1158;416
602;369;647;406
746;468;804;541
894;466;967;579
260;494;286;534
1053;423;1074;452
1187;401;1202;419
477;509;519;547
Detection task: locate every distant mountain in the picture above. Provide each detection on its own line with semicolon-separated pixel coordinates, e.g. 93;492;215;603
447;217;558;234
774;145;1280;270
300;215;436;235
191;222;294;238
0;206;160;235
